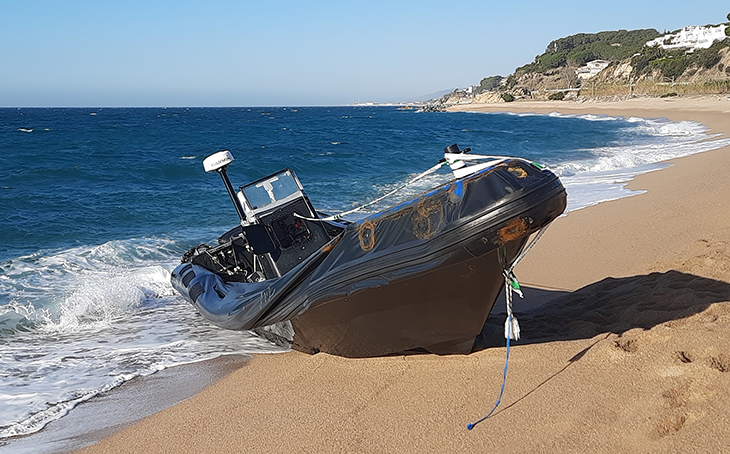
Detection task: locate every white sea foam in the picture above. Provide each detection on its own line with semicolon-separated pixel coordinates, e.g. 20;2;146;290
341;113;729;215
0;238;285;439
483;112;730;211
550;117;730;211
502;111;622;122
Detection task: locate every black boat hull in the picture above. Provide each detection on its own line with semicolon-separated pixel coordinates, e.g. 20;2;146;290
290;232;527;356
171;159;567;357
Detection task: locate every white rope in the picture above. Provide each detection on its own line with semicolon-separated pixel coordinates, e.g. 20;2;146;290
296;154;547;223
510;223;551;268
501;224;551;340
296;160;447;222
503;270;523;340
446;153;515;162
469;226;552;430
444;154;544;167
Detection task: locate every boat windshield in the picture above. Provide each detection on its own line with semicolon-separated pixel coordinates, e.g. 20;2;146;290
241;169;302;212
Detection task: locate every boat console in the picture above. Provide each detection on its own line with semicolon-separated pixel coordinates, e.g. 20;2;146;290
237;168;331;277
183;154;338;282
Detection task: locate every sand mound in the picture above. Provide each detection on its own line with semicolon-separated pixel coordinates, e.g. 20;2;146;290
647;233;730;283
469;270;730;452
477;270;730;346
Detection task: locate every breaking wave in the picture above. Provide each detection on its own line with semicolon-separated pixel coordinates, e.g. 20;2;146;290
0;238;284;439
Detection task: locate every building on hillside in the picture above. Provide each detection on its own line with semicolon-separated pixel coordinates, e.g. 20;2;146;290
645;24;728;52
575;60;610;80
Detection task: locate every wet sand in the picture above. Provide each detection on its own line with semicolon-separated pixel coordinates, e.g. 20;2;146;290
79;96;730;453
4;355;250;454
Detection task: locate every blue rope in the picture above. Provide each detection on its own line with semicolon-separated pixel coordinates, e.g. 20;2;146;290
467;314;513;431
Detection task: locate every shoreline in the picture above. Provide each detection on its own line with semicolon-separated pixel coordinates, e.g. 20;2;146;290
2;354;251;454
449;96;730;291
70;97;730;452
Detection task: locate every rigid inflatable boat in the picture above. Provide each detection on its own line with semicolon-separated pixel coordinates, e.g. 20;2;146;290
171;145;567;357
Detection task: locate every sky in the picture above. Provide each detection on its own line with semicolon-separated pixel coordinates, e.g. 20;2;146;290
1;1;728;107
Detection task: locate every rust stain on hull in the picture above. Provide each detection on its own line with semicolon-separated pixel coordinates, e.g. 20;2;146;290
497;217;528;244
412;198;444;240
508;166;528;178
358;220;377;251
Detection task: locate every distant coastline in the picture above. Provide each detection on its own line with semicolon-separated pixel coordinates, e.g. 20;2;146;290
403;18;730;111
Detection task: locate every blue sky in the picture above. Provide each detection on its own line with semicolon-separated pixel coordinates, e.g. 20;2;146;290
1;1;728;107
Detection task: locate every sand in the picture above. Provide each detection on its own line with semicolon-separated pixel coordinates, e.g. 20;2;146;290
6;355;250;454
79;96;730;454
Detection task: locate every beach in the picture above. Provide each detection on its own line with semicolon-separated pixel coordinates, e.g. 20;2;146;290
78;97;730;453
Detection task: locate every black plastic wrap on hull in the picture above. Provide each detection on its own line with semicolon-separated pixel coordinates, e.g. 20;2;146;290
171;159;567;357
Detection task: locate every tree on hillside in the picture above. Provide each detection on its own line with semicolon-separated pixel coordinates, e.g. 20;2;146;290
478;76;503;93
726;12;730;36
560;63;580;88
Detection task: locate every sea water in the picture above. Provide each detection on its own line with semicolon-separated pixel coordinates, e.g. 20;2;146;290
1;106;729;443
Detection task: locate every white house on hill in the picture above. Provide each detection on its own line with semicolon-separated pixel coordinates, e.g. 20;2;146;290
576;60;610;80
645;24;728;52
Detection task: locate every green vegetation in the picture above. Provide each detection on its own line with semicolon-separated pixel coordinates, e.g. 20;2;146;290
516;29;662;74
478;75;504;93
632;40;730;80
504;74;518;90
695;44;723;69
501;93;515;102
660;92;678;98
629;13;730;81
648;55;691;80
629;44;664;75
547;91;565;101
476;13;730;99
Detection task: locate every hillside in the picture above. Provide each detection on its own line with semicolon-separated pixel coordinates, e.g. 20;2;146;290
502;19;730;101
515;28;661;75
427;16;730;108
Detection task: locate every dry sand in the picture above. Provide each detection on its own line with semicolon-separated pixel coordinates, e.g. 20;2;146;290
79;96;730;454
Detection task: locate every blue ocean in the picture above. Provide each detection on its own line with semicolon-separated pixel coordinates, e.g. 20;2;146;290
1;106;728;444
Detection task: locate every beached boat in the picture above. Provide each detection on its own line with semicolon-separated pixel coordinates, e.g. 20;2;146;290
171;145;566;357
